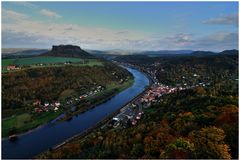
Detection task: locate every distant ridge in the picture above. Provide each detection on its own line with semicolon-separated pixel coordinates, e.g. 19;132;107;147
87;49;194;56
2;48;48;58
138;50;194;55
190;49;238;56
190;51;217;56
41;45;95;58
220;49;238;55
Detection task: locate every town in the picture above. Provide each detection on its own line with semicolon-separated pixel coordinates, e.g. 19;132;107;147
104;61;216;130
32;85;105;114
105;84;178;129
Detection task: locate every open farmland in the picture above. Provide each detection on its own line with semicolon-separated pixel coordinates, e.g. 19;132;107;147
2;56;84;66
2;59;16;67
2;56;103;72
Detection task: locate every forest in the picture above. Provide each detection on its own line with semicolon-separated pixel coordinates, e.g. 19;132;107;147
38;85;238;159
2;61;132;118
38;50;238;159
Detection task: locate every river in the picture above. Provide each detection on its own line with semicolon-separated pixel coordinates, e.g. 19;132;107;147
2;67;150;159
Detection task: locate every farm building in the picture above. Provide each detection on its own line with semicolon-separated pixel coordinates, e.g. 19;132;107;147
7;65;20;71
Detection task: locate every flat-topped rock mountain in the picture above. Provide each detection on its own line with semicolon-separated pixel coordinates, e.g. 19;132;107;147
41;45;94;58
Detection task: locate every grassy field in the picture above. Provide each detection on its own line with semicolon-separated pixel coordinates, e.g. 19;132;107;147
2;56;103;73
59;89;78;101
2;56;102;67
2;111;63;137
2;56;83;66
73;59;102;66
2;59;16;67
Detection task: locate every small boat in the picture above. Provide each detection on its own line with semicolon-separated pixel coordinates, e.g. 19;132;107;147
9;135;18;141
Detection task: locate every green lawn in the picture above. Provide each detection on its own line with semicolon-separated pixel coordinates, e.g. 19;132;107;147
2;111;62;137
76;59;102;66
2;59;16;67
86;77;134;101
59;89;78;101
106;77;134;91
2;56;84;67
2;56;104;66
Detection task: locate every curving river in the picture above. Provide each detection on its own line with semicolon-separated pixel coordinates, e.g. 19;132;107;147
2;67;150;159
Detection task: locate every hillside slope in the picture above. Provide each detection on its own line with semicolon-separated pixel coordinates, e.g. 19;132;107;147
38;49;238;159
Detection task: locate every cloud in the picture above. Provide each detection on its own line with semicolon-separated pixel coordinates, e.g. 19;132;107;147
204;14;238;26
121;32;238;51
40;9;62;19
2;9;238;51
2;9;28;21
2;9;147;49
12;2;38;9
152;32;238;51
115;31;129;35
164;33;193;46
192;32;238;50
2;31;45;48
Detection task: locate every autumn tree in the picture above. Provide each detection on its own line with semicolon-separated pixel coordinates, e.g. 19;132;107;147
160;137;195;159
190;126;231;159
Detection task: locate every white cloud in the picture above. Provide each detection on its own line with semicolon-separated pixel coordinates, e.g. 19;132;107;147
12;2;38;9
2;9;28;21
2;9;148;49
193;32;238;51
164;33;193;46
40;9;62;19
2;9;238;51
118;32;238;51
204;14;238;26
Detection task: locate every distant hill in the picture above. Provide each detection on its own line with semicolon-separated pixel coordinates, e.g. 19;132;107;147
88;49;238;57
138;50;193;56
220;49;238;55
87;49;139;56
2;48;48;58
87;49;193;56
189;49;238;57
41;45;95;58
114;49;239;68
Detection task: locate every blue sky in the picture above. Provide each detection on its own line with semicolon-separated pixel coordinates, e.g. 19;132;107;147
2;2;238;51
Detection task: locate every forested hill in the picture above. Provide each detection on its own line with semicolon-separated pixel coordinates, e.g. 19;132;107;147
114;49;238;63
39;86;238;159
114;49;238;87
38;49;238;159
41;45;95;59
2;61;131;117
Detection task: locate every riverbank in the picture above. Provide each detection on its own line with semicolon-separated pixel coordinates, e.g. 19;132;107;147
54;77;134;123
2;66;149;159
36;68;152;159
2;77;134;139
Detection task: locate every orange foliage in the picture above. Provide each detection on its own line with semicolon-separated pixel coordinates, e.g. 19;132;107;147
215;105;238;125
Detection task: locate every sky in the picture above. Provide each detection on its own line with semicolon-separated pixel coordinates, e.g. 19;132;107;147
2;2;238;51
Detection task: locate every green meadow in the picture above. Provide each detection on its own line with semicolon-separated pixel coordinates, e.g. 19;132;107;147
2;56;84;66
2;56;103;72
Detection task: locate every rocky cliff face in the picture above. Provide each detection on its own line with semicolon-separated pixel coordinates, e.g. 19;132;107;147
42;45;94;58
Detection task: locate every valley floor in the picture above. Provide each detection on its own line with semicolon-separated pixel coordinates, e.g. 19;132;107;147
2;77;134;138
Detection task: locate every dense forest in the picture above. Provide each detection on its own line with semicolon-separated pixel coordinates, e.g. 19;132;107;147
38;50;238;159
2;61;131;118
38;86;238;159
